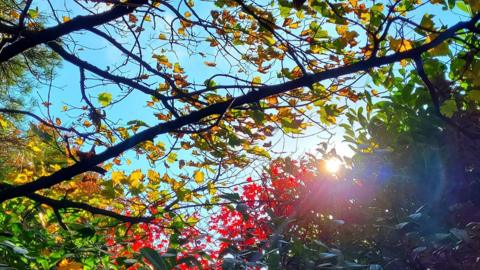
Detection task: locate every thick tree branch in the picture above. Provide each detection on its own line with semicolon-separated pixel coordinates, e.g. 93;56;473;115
26;193;155;224
0;14;478;203
0;183;155;223
0;0;147;62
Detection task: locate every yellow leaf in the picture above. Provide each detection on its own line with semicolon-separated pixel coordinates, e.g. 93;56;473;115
193;170;204;184
372;4;384;13
62;16;70;23
152;54;172;68
252;76;262;86
129;169;144;188
208;181;216;195
147;169;160;183
167;152;177;163
159;33;167;40
187;215;199;224
262;34;276;46
50;164;62;171
360;12;370;22
296;10;305;19
289;22;300;29
184;11;191;18
336;25;348;36
144;15;151;22
27;141;41;153
158;83;170;91
389;37;413;52
14;172;30;184
0;115;9;129
111;171;126;185
173;63;184;73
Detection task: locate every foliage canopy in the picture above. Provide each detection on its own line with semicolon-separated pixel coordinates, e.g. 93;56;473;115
0;0;479;269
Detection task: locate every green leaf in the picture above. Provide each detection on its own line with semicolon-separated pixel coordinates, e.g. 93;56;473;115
249;110;265;124
98;92;112;106
420;14;434;30
204;79;217;89
127;120;150;127
278;0;292;18
28;8;39;19
456;1;471;14
140;247;170;270
440;99;457;117
219;193;241;202
249;145;270;158
466;90;480;102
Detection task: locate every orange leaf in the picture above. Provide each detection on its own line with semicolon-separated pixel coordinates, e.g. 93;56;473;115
204;61;216;67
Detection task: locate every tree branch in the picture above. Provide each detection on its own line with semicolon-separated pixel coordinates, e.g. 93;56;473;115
24;190;156;224
414;57;480;139
47;42;179;117
0;182;155;223
0;0;147;62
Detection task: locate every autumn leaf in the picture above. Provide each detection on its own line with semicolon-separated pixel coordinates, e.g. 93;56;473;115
57;259;83;270
181;142;191;150
111;171;126;185
129;169;144;188
389;37;413;52
167;152;177;163
335;25;348;36
152;54;172;68
266;96;278;105
174;63;184;73
147;169;160;183
252;76;262;86
204;61;216;67
193;170;204;184
159;33;167;40
98;92;112;106
129;14;138;23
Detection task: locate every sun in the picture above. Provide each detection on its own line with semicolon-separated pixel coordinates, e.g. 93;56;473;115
325;158;342;174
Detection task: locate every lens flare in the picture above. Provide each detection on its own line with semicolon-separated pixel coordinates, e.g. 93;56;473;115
325;158;342;174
